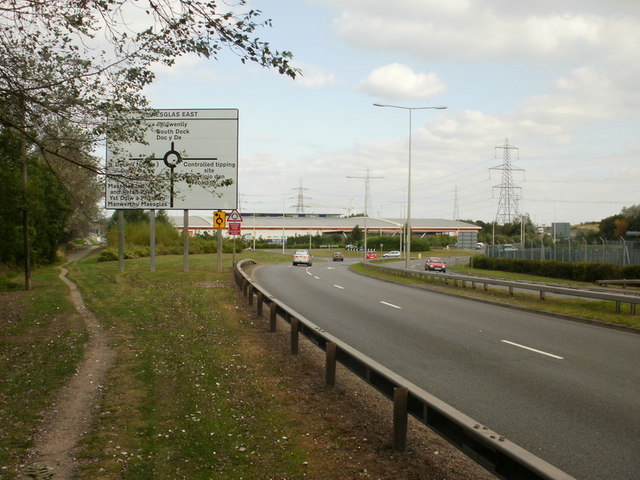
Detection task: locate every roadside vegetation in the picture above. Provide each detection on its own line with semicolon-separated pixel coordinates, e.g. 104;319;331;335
66;251;316;479
0;264;87;475
352;261;640;329
2;247;637;479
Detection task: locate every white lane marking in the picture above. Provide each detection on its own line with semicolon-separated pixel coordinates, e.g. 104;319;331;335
334;285;345;289
380;301;401;309
501;340;564;360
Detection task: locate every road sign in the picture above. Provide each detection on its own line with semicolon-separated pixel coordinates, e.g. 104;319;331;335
228;209;243;222
214;211;226;229
228;222;241;235
105;109;239;210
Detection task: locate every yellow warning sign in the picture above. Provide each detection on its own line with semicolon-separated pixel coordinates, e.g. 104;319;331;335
213;211;226;229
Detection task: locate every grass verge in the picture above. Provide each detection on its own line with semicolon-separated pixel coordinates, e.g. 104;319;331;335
0;264;87;478
353;262;640;329
66;251;316;479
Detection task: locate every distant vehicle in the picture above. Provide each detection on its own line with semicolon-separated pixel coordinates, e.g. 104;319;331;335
476;242;485;250
366;251;378;259
383;250;401;258
292;250;312;266
424;257;446;272
332;252;344;261
345;244;357;250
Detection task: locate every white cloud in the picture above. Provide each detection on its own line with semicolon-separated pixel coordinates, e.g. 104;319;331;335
325;1;640;64
296;68;338;88
358;63;446;100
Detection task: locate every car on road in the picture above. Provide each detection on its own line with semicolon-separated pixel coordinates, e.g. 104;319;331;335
292;250;312;266
332;252;344;261
366;251;378;259
424;257;446;272
383;250;401;258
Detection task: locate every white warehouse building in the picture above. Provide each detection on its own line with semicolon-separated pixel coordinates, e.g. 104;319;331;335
169;213;480;249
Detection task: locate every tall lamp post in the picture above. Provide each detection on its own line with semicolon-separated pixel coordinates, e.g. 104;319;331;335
373;103;447;269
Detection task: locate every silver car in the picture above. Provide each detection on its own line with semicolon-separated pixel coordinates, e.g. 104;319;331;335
292;250;312;266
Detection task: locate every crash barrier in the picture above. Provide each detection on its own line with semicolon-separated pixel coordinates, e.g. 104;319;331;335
233;259;576;480
595;279;640;288
367;262;640;317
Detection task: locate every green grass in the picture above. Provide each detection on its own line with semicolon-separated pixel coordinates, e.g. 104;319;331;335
0;264;87;478
2;247;637;479
67;251;310;479
352;262;640;329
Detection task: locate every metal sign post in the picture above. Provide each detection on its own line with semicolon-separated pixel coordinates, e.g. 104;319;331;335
214;211;226;273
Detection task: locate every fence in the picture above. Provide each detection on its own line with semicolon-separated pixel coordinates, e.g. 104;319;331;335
233;259;576;480
486;240;640;266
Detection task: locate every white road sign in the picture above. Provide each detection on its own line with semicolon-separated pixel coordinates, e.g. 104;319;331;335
105;109;238;210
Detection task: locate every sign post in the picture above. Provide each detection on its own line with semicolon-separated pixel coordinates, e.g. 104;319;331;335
106;109;239;210
227;210;243;265
213;211;226;273
105;109;239;272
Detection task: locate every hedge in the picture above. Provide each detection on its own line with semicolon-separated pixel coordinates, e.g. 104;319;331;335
471;256;640;282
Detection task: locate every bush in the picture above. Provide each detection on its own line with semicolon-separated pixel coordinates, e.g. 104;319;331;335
97;249;118;262
470;255;638;282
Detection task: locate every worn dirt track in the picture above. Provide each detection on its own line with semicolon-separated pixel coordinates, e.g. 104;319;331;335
21;248;115;479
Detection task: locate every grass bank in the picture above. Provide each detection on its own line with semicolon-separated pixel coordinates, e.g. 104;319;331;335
65;250;314;479
353;262;640;329
0;264;87;477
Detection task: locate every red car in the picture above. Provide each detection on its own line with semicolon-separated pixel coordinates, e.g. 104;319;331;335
424;257;446;272
366;251;378;259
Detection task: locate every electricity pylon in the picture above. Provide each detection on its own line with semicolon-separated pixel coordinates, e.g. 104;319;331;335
490;139;524;224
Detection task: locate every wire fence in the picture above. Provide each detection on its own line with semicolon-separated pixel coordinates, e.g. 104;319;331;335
486;240;640;266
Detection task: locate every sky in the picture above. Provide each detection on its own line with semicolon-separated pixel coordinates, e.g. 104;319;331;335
143;0;640;226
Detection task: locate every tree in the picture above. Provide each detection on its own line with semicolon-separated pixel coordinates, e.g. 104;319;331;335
1;0;299;186
349;225;363;246
1;0;299;282
0;128;73;266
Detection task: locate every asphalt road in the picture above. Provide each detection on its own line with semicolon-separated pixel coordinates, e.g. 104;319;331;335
252;259;640;480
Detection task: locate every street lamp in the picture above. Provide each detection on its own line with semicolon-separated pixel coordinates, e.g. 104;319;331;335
373;103;447;269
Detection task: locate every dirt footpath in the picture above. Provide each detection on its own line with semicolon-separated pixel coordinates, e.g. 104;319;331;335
21;248;116;479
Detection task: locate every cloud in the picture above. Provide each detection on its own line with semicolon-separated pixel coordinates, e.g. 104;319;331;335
325;0;640;64
296;68;338;88
358;63;446;100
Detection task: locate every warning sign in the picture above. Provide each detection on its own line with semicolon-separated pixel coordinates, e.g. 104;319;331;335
214;211;226;229
228;209;243;222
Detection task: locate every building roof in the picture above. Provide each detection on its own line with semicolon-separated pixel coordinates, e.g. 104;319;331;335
169;213;480;234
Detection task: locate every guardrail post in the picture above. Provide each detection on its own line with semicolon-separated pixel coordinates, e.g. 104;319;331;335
242;278;248;296
508;286;514;296
247;284;254;305
269;302;277;332
393;387;409;452
483;283;488;292
256;292;264;317
631;303;637;316
539;291;545;301
615;301;621;314
290;317;299;354
325;342;337;387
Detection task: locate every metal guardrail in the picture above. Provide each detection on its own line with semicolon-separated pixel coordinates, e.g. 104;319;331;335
370;262;640;316
595;279;640;288
233;259;576;480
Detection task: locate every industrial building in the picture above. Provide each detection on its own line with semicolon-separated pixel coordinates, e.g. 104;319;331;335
170;213;480;249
